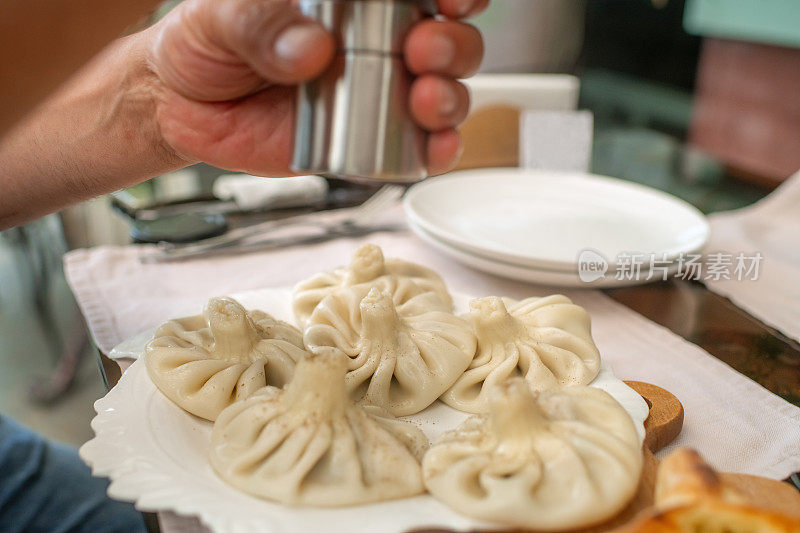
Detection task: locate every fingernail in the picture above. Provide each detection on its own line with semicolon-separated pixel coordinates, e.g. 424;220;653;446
274;22;329;68
439;83;459;116
428;33;456;71
454;0;477;17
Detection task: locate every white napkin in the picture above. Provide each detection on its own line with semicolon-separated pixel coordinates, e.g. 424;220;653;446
704;170;800;342
521;110;593;172
65;223;800;483
212;174;328;211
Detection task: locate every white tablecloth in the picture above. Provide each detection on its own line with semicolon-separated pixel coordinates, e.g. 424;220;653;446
705;169;800;342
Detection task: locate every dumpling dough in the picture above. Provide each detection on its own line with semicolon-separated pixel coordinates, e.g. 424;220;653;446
423;379;643;531
441;295;602;413
304;287;477;416
210;354;428;507
145;297;307;421
292;243;453;327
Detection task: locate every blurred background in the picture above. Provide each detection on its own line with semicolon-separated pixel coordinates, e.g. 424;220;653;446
2;0;799;446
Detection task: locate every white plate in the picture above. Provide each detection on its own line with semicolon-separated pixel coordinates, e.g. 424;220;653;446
81;288;649;533
410;221;680;288
404;168;709;272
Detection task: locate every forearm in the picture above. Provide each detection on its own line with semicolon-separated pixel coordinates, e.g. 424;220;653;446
0;29;187;229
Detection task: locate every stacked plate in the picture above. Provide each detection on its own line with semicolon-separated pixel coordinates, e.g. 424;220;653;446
404;168;710;288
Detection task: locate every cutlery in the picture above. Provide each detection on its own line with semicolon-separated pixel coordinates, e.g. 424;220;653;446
142;223;404;263
144;185;405;262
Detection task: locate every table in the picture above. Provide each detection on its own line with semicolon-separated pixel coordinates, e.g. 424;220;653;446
84;246;800;533
88;166;800;533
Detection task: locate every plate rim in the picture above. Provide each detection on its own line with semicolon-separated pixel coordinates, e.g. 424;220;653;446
409;220;681;289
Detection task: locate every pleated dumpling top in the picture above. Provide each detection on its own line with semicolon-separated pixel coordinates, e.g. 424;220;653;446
210;354;428;507
146;297;307;421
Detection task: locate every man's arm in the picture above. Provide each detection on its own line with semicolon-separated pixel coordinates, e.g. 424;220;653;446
0;30;184;229
0;0;485;230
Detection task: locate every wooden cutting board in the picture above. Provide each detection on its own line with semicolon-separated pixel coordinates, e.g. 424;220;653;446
413;381;800;533
574;381;800;532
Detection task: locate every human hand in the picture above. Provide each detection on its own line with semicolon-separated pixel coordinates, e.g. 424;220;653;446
146;0;486;177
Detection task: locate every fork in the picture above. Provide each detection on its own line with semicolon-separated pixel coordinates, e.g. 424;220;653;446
151;185;405;259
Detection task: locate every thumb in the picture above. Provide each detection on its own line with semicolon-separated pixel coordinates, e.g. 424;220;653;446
152;0;335;101
211;0;335;84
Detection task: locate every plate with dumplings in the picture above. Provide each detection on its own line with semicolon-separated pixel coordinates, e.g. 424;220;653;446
81;244;653;533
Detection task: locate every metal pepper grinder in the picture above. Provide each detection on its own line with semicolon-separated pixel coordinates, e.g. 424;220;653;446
291;0;437;183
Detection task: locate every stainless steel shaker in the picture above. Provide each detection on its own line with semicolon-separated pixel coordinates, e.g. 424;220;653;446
291;0;436;183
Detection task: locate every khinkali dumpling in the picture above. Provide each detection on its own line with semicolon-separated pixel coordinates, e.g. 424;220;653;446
423;379;643;531
441;295;601;413
304;287;477;416
210;354;428;507
293;243;453;327
145;297;307;421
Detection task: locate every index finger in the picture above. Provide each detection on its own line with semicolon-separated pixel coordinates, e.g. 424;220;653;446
436;0;489;19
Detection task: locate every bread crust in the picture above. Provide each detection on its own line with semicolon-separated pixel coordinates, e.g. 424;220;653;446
619;448;800;532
